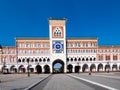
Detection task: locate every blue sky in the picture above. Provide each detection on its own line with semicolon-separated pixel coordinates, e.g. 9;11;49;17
0;0;120;46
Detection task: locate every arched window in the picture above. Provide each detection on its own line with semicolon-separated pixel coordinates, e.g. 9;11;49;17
67;58;69;62
78;58;81;61
39;58;42;62
47;58;50;62
74;58;77;61
54;27;62;37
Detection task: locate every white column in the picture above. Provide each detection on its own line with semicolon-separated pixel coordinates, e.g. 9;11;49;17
72;65;75;73
103;64;105;71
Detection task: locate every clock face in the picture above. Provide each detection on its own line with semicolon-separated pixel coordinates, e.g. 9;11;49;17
52;40;64;53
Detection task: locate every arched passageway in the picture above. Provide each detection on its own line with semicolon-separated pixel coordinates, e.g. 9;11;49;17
67;64;73;73
44;65;50;73
105;64;110;72
10;65;17;73
90;64;96;72
52;59;64;73
112;64;117;71
2;66;9;74
36;65;42;74
75;66;80;73
19;65;26;73
27;65;34;72
98;63;103;72
82;64;88;72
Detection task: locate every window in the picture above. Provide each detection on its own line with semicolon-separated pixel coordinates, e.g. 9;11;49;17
100;55;103;60
67;43;73;47
19;50;23;54
43;43;48;48
113;55;117;60
76;50;80;53
6;50;8;54
35;43;41;48
54;27;62;37
26;43;33;48
44;50;49;54
75;43;80;47
27;50;33;54
47;58;50;62
74;58;77;61
106;55;110;60
43;58;46;62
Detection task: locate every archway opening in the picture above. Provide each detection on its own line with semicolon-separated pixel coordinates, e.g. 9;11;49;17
44;65;50;73
19;65;25;73
67;64;73;73
75;66;80;73
98;63;103;72
27;65;34;73
52;59;64;74
82;64;88;72
112;64;117;71
105;65;110;72
90;64;96;72
10;65;17;73
36;65;42;74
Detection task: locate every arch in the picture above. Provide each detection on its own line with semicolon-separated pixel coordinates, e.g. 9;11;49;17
10;65;17;73
98;63;103;72
35;58;38;62
19;65;26;73
78;58;81;61
90;58;92;61
2;65;9;74
18;58;21;62
47;58;50;62
27;65;34;72
43;58;46;62
44;65;50;73
112;64;117;71
36;65;42;74
86;58;88;61
67;58;69;62
93;58;96;61
82;64;88;72
39;58;42;62
74;58;77;62
71;58;73;62
82;58;85;61
31;59;34;62
67;64;73;73
22;58;25;62
75;66;80;73
90;64;96;72
52;59;64;73
105;64;110;72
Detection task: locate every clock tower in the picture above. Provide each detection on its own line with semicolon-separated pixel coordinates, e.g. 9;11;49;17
49;18;67;73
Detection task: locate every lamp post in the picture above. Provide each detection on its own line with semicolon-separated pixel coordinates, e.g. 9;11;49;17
27;58;30;77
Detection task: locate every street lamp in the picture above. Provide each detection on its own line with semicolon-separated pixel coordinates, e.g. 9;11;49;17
27;58;30;77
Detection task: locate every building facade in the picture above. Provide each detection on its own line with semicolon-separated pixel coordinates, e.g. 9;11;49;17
0;18;120;73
